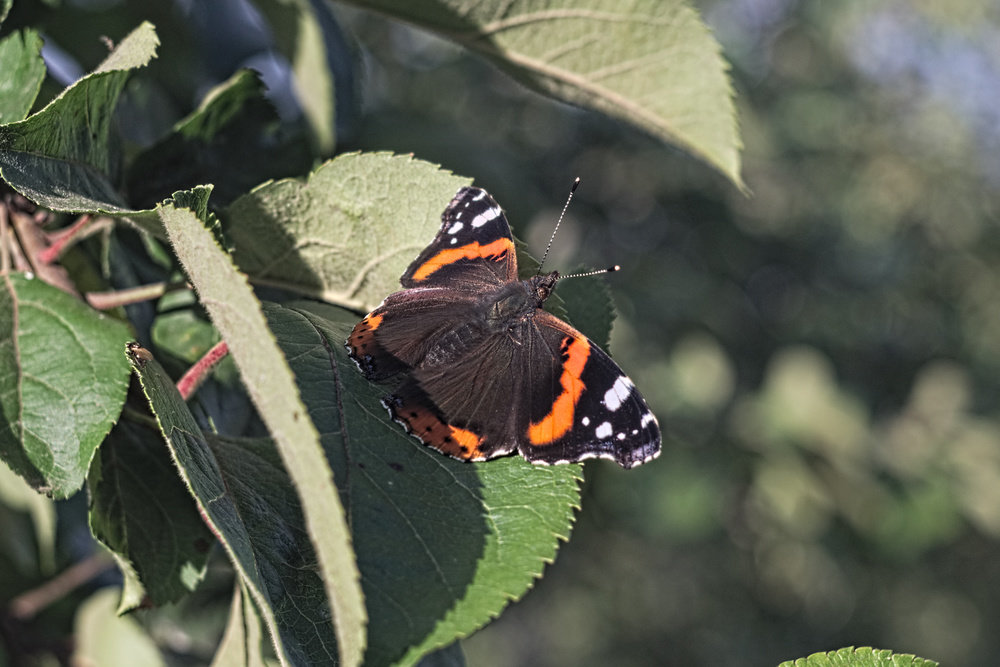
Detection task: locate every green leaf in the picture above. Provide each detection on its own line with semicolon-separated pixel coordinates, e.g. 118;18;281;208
777;646;940;667
266;301;581;666
344;0;742;188
125;69;313;208
224;152;469;312
555;268;616;352
257;0;337;153
0;459;56;573
0;274;132;498
126;297;580;667
227;153;583;661
117;184;215;242
73;588;166;667
0;21;159;212
412;643;466;667
211;583;268;667
0;29;46;123
156;199;366;666
88;420;214;611
125;344;339;667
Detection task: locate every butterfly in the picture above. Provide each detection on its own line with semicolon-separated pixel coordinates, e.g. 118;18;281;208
346;185;660;468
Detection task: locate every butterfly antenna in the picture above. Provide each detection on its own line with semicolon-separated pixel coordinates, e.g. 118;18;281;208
537;177;580;274
560;265;621;280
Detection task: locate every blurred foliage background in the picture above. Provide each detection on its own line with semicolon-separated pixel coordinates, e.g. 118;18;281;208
3;0;1000;665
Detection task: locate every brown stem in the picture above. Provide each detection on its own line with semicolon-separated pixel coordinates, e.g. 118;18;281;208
7;552;115;620
85;281;189;310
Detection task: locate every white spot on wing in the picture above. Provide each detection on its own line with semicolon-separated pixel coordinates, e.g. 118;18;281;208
595;421;613;439
603;376;633;411
471;206;501;228
473;190;487;201
640;412;657;427
447;221;464;235
581;416;590;426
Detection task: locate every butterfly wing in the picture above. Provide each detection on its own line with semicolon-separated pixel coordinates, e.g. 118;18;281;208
383;336;521;461
400;187;518;290
516;311;661;468
347;287;483;380
348;186;517;380
380;308;661;468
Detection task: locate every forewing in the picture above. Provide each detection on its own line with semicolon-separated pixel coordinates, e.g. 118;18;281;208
400;187;518;290
518;311;661;468
346;287;481;381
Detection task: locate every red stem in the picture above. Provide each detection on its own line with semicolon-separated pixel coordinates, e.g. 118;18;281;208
37;214;93;264
177;340;230;400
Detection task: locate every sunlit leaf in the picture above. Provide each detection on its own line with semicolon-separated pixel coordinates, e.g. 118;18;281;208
0;274;131;498
343;0;743;188
156;199;366;666
777;646;939;667
126;343;338;667
73;588;166;667
0;28;46;123
0;21;158;212
211;583;268;667
267;301;582;665
225;151;469;312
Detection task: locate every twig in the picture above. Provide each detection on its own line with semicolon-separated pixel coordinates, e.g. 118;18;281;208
85;281;189;310
177;340;230;400
8;552;116;620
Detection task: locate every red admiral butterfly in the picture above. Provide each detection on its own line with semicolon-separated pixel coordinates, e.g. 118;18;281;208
346;185;661;468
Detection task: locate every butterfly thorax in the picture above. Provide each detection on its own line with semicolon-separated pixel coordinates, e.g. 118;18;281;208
485;272;559;331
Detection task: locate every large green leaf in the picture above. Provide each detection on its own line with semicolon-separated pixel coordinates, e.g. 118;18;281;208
778;647;939;667
211;584;267;667
267;301;581;666
73;588;166;667
344;0;742;188
88;420;214;611
156;199;366;666
0;28;46;123
125;344;339;667
227;152;586;661
0;21;158;212
151;154;586;664
0;274;132;498
224;152;469;312
129;300;580;666
0;458;56;573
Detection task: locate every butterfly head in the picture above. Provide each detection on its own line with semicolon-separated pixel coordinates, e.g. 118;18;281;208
530;271;560;307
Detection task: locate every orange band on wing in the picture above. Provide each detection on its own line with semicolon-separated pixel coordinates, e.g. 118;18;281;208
411;238;514;281
527;336;590;445
446;425;486;460
365;312;384;330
